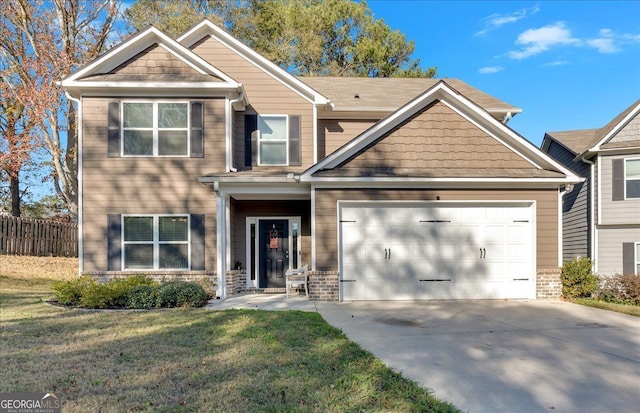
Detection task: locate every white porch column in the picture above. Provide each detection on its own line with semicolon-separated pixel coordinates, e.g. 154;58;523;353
216;192;227;298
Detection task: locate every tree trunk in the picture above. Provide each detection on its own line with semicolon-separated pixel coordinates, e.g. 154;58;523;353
9;173;21;217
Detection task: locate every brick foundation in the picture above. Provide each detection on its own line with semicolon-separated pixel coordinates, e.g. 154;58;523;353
225;270;246;295
308;270;339;302
536;268;562;299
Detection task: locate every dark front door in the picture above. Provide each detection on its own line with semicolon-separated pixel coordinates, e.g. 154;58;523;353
259;220;289;288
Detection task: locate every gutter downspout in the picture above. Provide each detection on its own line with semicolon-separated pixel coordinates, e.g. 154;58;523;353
65;91;82;275
580;156;596;272
226;90;245;172
502;111;512;124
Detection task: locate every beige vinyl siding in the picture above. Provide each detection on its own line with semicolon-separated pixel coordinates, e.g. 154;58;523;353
81;97;224;272
109;44;202;76
599;154;640;225
314;188;559;272
341;101;536;172
190;37;315;169
607;114;640;145
317;119;377;159
597;227;640;275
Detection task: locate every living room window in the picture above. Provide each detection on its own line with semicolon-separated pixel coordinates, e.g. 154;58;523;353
258;115;287;165
122;102;189;156
625;158;640;199
123;215;189;270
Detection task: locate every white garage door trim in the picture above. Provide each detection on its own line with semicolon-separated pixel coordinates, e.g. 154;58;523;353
338;200;537;301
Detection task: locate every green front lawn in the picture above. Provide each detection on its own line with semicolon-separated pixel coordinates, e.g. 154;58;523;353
570;298;640;317
0;256;458;412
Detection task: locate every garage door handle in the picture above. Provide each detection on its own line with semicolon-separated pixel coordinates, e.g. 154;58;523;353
513;278;529;281
478;248;486;259
340;279;356;283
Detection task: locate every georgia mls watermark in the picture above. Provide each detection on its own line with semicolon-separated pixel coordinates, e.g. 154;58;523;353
0;393;61;413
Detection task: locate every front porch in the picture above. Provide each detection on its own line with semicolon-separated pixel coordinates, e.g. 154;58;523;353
224;268;339;301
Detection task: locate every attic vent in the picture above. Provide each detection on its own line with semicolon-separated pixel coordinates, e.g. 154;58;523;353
354;93;360;98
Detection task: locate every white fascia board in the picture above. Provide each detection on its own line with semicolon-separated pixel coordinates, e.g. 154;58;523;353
61;26;239;86
206;182;311;199
177;20;328;105
589;103;640;153
307;177;583;189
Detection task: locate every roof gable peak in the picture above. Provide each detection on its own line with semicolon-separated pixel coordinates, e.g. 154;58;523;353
61;25;239;91
177;19;328;105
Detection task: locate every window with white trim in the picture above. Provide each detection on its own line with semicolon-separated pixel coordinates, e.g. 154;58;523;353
123;215;189;270
258;115;287;165
122;102;189;156
625;158;640;199
636;242;640;275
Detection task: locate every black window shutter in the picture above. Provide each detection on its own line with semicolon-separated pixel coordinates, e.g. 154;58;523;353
244;114;257;166
107;214;122;271
190;214;205;271
622;242;635;275
612;159;624;201
107;101;121;157
190;102;204;158
289;115;301;166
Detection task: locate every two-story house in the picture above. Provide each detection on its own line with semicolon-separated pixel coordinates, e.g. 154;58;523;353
542;100;640;276
61;19;581;301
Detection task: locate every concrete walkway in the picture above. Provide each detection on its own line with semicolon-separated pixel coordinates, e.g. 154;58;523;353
207;295;640;413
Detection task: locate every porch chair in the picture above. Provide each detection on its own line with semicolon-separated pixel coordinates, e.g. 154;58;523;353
285;264;309;298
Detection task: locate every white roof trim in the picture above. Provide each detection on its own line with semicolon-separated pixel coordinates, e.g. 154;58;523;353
61;26;240;88
177;19;329;105
301;81;580;182
588;102;640;153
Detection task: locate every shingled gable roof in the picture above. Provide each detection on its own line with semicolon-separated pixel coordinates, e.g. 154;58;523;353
544;99;640;158
301;77;521;121
60;25;241;97
301;80;581;184
177;19;329;106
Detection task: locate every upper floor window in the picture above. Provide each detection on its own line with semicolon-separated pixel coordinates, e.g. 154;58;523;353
626;158;640;199
108;101;203;158
258;115;287;165
123;215;189;270
123;102;188;156
244;114;301;167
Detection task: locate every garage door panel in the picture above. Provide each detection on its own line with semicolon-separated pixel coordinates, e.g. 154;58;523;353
340;203;534;301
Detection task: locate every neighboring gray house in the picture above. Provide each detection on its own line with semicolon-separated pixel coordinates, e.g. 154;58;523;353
542;100;640;276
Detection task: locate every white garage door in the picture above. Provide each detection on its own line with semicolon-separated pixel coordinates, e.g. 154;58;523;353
339;202;535;300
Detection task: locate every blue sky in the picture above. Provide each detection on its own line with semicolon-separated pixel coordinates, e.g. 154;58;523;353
367;0;640;146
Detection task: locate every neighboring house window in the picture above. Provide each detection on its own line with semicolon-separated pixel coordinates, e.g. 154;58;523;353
636;242;640;275
122;102;188;156
625;158;640;199
258;115;287;165
123;215;189;270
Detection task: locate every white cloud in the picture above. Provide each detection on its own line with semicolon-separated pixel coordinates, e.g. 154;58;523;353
507;22;580;60
475;5;540;36
478;66;505;74
586;28;640;53
542;60;569;67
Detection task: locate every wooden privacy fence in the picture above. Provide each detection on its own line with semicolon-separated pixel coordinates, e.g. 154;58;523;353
0;216;78;257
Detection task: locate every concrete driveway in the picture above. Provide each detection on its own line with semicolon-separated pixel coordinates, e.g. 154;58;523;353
315;300;640;413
